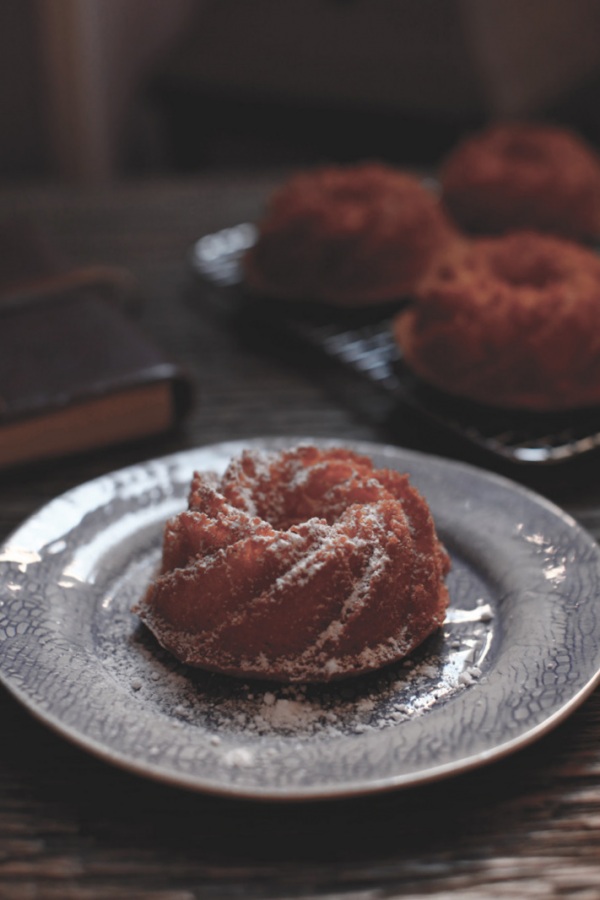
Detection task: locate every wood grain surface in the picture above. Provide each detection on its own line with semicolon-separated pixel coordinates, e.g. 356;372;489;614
1;175;600;900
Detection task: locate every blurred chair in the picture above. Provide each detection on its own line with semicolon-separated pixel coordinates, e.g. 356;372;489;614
36;0;197;182
0;0;195;183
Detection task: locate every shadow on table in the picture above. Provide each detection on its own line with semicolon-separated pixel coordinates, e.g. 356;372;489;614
1;680;597;884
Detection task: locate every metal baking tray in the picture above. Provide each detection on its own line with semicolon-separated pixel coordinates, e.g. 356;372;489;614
190;224;600;465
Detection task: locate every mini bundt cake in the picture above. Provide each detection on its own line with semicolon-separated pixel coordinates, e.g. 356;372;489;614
243;162;457;306
393;230;600;411
440;122;600;241
136;445;450;682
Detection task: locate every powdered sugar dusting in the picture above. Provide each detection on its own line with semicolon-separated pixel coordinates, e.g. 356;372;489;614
137;444;450;682
96;539;494;746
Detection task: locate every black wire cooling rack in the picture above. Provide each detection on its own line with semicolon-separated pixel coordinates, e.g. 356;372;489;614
190;224;600;466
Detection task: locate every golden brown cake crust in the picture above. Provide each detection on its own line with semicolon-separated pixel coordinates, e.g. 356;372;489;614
136;445;450;682
393;231;600;411
440;122;600;240
243;162;456;306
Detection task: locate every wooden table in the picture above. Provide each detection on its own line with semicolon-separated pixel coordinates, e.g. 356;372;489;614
1;174;600;900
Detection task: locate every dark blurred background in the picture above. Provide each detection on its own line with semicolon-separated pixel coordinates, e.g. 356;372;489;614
4;0;600;184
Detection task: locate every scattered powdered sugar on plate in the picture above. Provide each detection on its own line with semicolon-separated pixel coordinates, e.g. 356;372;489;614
87;459;496;751
93;538;494;745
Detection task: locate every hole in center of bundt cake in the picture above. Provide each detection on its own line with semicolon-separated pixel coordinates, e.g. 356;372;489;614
488;250;564;290
250;484;360;532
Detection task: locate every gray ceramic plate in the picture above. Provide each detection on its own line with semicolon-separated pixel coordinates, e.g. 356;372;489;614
1;437;600;801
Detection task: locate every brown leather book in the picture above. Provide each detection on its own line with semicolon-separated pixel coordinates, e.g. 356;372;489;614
0;221;192;469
